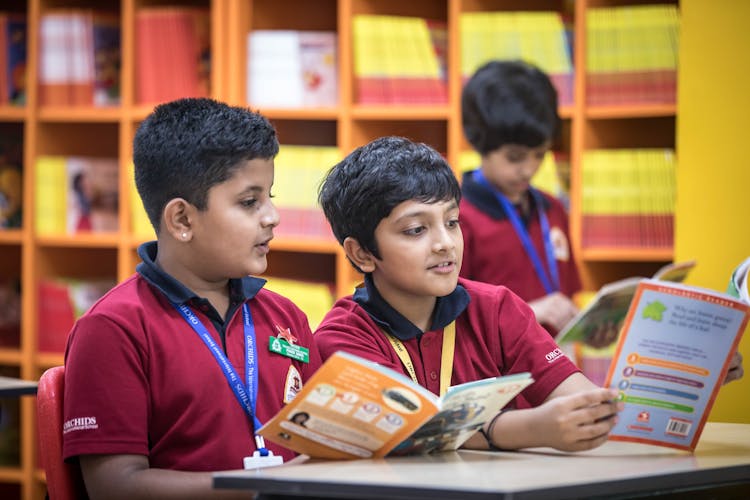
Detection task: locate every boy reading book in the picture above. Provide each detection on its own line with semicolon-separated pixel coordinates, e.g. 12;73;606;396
315;136;622;452
63;98;322;499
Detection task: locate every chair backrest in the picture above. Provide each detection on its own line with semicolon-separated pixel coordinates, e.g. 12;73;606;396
37;366;87;500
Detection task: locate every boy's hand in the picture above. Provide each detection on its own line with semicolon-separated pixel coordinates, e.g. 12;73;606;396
723;351;744;385
526;388;622;452
529;292;578;332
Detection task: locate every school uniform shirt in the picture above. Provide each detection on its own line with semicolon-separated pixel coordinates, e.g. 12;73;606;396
62;241;322;470
459;170;581;334
315;276;579;409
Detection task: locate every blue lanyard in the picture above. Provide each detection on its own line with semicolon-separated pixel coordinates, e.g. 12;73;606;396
173;301;269;455
473;169;559;294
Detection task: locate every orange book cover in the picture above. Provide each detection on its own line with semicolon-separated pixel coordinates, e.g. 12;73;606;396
258;351;532;459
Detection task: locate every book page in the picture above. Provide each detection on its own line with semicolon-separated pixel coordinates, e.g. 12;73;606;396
388;372;533;456
556;261;697;347
259;352;439;459
605;279;749;451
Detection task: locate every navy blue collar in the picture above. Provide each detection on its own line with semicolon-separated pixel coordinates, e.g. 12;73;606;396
353;274;470;341
461;169;549;220
136;241;266;305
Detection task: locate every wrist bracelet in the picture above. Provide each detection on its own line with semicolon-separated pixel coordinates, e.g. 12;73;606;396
479;409;510;451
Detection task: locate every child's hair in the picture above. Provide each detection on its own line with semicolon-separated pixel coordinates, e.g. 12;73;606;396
319;136;460;262
133;97;279;233
461;60;560;155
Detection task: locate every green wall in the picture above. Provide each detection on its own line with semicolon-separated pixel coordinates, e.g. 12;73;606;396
676;0;750;422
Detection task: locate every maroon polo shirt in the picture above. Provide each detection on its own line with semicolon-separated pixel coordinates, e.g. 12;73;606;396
63;242;322;470
459;171;581;334
315;276;579;409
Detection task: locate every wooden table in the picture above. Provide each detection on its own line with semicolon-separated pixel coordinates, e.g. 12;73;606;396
214;422;750;499
0;376;38;397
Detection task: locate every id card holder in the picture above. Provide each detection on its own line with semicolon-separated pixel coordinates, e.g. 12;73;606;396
243;450;284;469
244;435;284;469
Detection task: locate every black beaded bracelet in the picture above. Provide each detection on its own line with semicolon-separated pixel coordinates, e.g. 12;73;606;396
479;409;510;451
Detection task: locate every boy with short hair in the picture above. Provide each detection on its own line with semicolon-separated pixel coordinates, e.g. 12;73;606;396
315;135;621;452
459;60;580;335
63;98;321;499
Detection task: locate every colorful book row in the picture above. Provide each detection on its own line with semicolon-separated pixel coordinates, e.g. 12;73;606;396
35;156;119;235
586;4;679;105
135;6;209;105
581;148;675;248
248;30;337;108
272;145;340;240
353;15;447;104
460;11;573;106
0;12;26;105
38;9;120;106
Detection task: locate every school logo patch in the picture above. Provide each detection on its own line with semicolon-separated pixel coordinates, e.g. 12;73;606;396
550;226;570;261
284;365;303;403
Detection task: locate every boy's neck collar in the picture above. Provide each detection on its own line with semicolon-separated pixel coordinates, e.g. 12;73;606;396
461;169;549;220
136;241;265;305
353;274;470;341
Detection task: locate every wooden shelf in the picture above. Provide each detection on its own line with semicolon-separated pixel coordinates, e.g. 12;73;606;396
351;105;451;120
257;107;341;120
34;233;120;249
586;103;677;119
0;106;26;121
580;247;675;262
0;230;23;245
37;107;122;123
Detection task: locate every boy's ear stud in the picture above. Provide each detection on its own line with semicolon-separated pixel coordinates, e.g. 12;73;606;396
182;233;188;240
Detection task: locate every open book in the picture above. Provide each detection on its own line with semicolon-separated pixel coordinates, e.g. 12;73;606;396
604;278;749;451
258;351;533;459
555;260;697;347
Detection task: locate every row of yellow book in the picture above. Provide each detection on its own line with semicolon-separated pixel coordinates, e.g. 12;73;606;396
581;148;675;248
586;4;679;105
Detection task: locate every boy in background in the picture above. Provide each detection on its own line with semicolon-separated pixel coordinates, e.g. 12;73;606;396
63;98;321;499
315;136;621;452
459;60;580;336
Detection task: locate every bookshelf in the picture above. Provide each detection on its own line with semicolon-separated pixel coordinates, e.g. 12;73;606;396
0;0;680;498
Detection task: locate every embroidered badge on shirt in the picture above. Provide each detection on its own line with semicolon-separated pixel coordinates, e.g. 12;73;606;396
550;226;570;261
269;324;309;362
283;365;303;403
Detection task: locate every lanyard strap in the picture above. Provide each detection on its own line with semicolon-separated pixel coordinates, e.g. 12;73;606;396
173;302;269;454
473;170;559;294
385;321;456;397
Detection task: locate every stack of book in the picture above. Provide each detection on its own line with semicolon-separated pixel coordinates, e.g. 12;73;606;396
0;12;26;105
353;15;447;104
135;7;209;105
460;11;573;106
586;4;679;106
35;156;119;235
247;30;337;108
272;145;339;240
38;9;120;106
581;148;675;248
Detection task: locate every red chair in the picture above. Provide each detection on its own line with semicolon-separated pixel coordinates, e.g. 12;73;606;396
37;366;87;500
